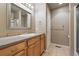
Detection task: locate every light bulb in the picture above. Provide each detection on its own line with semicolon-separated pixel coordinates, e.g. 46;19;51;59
59;3;63;4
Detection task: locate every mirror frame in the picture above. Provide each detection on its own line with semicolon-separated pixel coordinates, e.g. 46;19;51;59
6;3;32;30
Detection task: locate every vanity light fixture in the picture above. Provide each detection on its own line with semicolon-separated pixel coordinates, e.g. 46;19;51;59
59;3;63;4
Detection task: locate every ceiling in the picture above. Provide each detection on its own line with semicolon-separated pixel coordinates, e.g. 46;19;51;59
47;3;69;10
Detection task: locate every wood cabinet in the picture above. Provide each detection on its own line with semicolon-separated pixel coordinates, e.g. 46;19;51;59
28;37;40;46
25;42;28;56
0;34;45;56
28;36;41;56
0;41;26;56
40;34;45;54
28;44;35;56
34;41;40;56
14;50;25;56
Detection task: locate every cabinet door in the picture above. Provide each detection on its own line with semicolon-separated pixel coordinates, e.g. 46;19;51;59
25;48;28;56
34;42;40;56
28;44;35;56
14;50;25;56
25;41;28;56
41;35;45;54
0;41;25;56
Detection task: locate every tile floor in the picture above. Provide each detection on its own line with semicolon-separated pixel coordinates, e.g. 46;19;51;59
42;43;70;56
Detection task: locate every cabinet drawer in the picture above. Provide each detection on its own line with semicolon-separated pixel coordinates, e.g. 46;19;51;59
14;50;25;56
13;41;26;53
0;41;25;56
35;40;40;45
28;36;40;46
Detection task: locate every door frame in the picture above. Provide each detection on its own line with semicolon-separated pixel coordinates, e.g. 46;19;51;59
74;3;79;56
51;4;70;46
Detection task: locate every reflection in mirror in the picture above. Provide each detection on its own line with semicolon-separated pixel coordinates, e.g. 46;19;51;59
9;3;32;29
26;13;32;28
21;10;27;27
21;9;31;28
10;4;20;28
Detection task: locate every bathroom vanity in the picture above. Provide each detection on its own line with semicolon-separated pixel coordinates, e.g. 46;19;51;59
0;33;45;56
0;3;45;56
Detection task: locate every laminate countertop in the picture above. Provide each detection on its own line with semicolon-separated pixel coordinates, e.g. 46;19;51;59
0;33;44;49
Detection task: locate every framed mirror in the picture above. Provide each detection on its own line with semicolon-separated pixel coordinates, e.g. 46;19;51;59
7;3;32;29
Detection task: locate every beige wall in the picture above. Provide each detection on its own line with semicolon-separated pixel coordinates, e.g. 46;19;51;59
51;5;69;46
46;4;51;49
0;4;7;33
69;3;77;56
0;4;7;37
34;3;47;34
34;3;52;49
